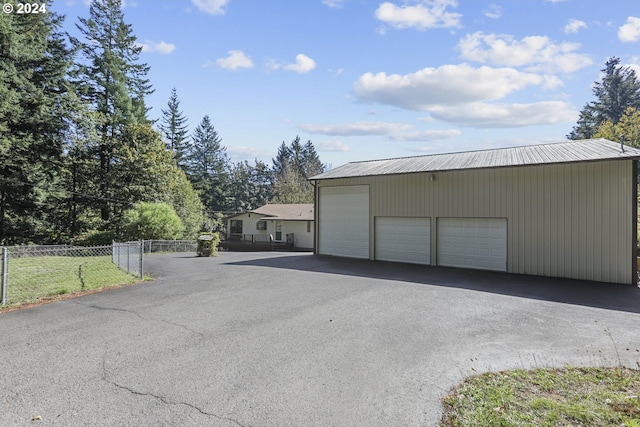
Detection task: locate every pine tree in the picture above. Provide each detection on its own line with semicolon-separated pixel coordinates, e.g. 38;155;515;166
270;137;323;204
185;115;230;213
569;57;640;140
289;136;305;176
301;140;324;178
271;163;313;204
0;6;73;244
228;160;273;212
158;87;190;167
272;141;292;177
70;0;153;221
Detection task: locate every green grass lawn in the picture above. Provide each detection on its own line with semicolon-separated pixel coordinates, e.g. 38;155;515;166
441;367;640;426
3;255;139;307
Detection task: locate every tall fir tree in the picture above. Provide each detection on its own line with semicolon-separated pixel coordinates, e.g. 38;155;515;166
158;87;190;167
289;136;305;176
185;115;230;214
272;136;324;180
272;141;292;177
70;0;153;221
227;160;273;212
301;140;324;178
569;57;640;140
270;137;324;204
0;5;73;244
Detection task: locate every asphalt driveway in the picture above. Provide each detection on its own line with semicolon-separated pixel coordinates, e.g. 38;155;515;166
1;251;639;426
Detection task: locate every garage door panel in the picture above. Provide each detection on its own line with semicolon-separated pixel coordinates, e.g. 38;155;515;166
437;218;507;272
375;217;430;265
319;185;369;259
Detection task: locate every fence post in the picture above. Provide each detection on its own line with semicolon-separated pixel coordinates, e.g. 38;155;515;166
139;240;144;279
1;247;7;305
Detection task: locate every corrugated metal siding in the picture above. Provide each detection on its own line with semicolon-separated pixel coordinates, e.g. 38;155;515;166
315;160;634;284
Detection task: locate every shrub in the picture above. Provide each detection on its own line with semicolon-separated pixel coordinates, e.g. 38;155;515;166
122;202;185;240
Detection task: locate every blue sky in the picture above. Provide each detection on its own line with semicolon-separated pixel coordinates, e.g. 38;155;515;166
52;0;640;168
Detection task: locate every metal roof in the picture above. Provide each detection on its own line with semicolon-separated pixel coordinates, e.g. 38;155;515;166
253;204;314;221
310;139;640;180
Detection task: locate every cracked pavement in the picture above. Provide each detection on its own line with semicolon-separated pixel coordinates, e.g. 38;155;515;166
1;251;639;426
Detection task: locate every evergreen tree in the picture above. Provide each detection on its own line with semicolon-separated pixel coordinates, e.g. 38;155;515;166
185;115;230;213
228;160;273;211
70;0;152;221
0;5;73;244
271;163;314;204
270;137;323;204
158;87;190;167
61;93;103;238
289;135;305;176
272;141;292;177
301;140;324;178
71;124;206;243
569;57;640;140
272;136;324;180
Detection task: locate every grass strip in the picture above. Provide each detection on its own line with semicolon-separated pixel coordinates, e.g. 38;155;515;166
441;366;640;427
3;255;139;307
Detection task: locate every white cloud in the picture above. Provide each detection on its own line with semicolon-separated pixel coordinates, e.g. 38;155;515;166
484;4;501;20
619;16;640;42
216;50;253;70
322;0;345;9
317;140;350;152
389;129;461;141
426;101;577;128
458;32;592;73
270;54;316;74
300;121;460;142
564;19;587;34
375;0;461;30
285;54;316;73
138;40;176;54
353;64;556;111
300;121;412;136
191;0;229;15
227;145;271;161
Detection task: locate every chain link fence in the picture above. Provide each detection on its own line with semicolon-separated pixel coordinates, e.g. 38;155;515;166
1;243;143;307
143;239;197;254
112;241;144;278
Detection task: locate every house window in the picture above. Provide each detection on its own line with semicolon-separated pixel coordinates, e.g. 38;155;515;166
275;221;282;240
230;220;243;234
256;221;267;231
307;221;311;232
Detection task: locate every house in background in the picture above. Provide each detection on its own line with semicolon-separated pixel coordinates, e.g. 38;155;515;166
225;204;314;250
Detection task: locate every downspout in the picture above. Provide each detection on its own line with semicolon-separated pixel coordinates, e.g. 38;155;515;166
632;159;638;285
312;180;318;255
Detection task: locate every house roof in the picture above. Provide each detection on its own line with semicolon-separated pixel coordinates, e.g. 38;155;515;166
310;139;640;180
247;204;314;221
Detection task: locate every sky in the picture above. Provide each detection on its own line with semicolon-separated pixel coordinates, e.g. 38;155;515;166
50;0;640;168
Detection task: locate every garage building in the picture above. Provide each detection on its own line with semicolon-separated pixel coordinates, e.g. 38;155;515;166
310;139;640;285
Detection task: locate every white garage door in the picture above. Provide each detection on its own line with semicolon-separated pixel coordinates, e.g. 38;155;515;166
318;185;369;259
375;217;430;265
437;218;507;272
